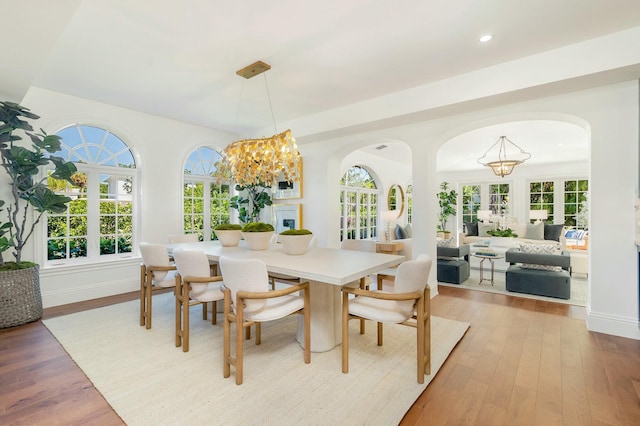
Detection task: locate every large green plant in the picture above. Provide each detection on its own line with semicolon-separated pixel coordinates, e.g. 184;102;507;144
436;181;458;232
0;101;77;267
230;184;273;224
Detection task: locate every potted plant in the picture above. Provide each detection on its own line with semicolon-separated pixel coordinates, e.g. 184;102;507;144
214;223;243;247
278;229;315;255
437;182;458;238
0;101;77;328
241;222;275;251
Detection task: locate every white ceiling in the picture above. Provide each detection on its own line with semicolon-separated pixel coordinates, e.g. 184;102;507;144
3;1;639;169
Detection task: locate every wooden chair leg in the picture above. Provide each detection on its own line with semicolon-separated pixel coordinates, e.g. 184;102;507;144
211;301;217;325
182;285;190;352
236;312;244;385
223;292;232;379
140;265;146;327
174;276;182;348
202;301;208;320
342;291;349;374
303;286;310;364
255;322;262;345
377;322;383;346
359;277;366;334
145;271;153;329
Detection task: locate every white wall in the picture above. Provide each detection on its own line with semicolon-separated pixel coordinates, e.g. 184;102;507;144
5;81;638;341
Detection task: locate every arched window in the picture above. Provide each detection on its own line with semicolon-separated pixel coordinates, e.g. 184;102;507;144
340;165;379;241
183;146;230;240
46;125;138;264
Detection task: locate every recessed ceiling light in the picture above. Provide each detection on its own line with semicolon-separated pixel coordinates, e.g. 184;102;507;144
479;34;493;43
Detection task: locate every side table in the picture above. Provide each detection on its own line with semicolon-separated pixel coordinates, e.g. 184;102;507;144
473;254;504;286
376;241;403;255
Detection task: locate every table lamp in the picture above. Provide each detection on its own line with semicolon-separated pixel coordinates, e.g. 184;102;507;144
381;210;398;243
530;209;548;223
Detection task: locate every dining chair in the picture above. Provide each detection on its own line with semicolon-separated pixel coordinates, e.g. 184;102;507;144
341;253;433;383
172;248;224;352
340;239;377;333
219;256;310;385
168;233;219;275
139;242;178;329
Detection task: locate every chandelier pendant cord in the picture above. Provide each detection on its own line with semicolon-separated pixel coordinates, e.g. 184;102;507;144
263;73;278;134
232;79;246;136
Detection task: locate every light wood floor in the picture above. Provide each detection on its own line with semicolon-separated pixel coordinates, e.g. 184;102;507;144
1;286;640;425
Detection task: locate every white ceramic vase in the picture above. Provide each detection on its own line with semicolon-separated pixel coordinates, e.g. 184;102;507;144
215;230;242;247
241;231;275;251
278;234;315;255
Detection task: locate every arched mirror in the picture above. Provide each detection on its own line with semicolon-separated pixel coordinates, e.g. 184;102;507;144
387;184;405;217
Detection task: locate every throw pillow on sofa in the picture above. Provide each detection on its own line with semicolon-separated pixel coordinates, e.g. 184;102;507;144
544;223;564;242
478;222;495;237
395;224;408;240
464;222;478;236
404;223;413;238
518;242;562;271
524;222;544;240
437;237;454;247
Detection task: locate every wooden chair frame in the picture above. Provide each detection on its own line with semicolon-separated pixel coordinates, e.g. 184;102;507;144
341;284;431;384
175;273;224;352
140;263;176;329
223;282;311;385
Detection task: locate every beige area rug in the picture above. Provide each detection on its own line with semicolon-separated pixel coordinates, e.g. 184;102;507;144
438;268;587;306
43;293;469;426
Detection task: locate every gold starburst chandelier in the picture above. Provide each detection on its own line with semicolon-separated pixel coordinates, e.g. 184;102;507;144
219;61;301;188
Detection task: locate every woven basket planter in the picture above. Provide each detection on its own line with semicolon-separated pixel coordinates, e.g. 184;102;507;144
0;265;42;328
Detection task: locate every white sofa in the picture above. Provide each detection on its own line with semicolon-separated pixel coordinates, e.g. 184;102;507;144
459;222;566;248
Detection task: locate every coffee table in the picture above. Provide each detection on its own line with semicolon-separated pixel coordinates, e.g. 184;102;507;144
473;253;504;286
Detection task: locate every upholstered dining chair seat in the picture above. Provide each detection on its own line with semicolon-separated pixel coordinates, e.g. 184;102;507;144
347;294;415;323
242;296;305;322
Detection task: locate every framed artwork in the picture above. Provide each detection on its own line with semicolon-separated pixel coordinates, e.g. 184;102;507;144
273;158;303;200
272;204;302;234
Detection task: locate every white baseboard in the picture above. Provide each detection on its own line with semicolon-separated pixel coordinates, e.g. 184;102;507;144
586;305;640;340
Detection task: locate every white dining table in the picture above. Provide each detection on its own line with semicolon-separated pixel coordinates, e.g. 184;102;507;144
166;240;404;352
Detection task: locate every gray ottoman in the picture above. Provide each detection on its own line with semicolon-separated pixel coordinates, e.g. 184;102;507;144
437;258;470;284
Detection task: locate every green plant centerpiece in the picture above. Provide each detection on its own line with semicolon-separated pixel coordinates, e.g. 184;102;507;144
279;229;312;235
0;101;77;327
437;181;458;234
241;222;275;251
213;223;243;247
278;229;314;255
214;223;242;231
487;228;518;238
